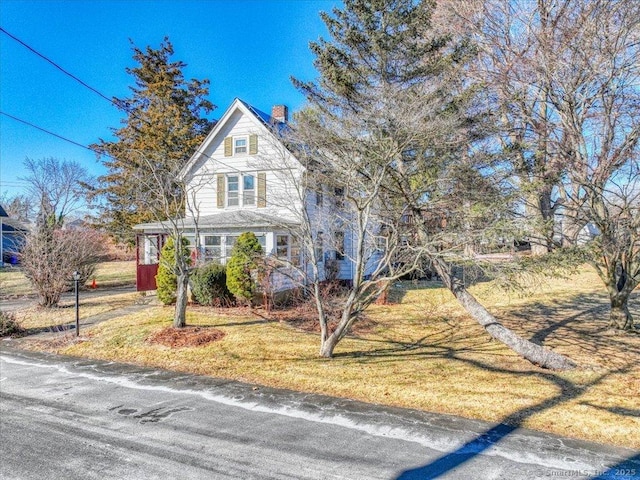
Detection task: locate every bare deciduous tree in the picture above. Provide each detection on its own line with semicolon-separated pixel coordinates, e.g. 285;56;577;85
448;0;640;329
20;228;107;307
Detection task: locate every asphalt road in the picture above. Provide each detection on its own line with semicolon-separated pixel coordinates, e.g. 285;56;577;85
0;347;638;480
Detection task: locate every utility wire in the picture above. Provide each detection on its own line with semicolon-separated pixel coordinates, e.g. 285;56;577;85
1;110;100;155
0;27;261;176
0;26;121;110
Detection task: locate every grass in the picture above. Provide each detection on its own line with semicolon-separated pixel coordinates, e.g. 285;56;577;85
13;291;141;331
13;265;640;449
0;260;136;297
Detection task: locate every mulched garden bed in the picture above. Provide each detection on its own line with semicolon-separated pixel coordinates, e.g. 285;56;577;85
147;326;225;348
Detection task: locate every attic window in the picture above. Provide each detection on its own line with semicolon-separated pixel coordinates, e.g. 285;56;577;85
234;137;247;154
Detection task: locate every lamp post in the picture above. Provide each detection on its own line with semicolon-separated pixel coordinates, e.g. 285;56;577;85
73;271;80;337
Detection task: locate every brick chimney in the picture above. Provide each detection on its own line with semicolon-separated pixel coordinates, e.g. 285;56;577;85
271;104;288;123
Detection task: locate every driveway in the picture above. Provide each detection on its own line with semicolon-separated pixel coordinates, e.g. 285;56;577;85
1;347;637;479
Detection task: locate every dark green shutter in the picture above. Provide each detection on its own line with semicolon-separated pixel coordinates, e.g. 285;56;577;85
217;174;225;208
224;137;232;157
249;134;258;155
257;172;266;208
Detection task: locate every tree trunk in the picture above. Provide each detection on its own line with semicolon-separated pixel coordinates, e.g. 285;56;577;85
525;191;554;256
432;257;576;370
320;334;339;358
609;294;635;331
173;271;189;328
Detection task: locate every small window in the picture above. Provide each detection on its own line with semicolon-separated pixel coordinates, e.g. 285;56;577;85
316;190;323;206
276;235;289;260
234;137;247;154
315;231;324;262
227;175;239;207
203;235;221;262
290;235;301;266
334;187;344;207
225;235;239;259
335;231;345;260
243;175;255;206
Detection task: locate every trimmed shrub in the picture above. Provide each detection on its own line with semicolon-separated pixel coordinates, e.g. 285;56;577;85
190;262;232;306
226;232;263;305
0;311;24;337
156;236;191;305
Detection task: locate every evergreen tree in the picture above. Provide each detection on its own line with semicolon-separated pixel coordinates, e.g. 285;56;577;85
156;236;192;306
226;232;263;305
92;38;214;245
292;0;574;368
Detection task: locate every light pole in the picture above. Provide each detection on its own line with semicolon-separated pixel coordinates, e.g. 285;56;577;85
73;271;80;337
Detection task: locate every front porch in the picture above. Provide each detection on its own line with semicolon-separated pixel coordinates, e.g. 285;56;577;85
133;210;300;291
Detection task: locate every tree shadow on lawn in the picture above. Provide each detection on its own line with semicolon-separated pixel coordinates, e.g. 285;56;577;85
330;291;640;477
499;291;640;368
393;357;637;479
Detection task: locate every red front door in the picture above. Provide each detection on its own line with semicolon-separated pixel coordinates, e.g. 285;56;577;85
135;234;166;291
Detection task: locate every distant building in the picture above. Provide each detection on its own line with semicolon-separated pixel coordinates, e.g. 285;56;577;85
0;204;29;266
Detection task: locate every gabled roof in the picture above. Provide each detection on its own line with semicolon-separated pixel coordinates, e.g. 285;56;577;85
179;98;291;180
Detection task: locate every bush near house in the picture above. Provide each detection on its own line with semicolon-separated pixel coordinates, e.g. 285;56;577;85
156;236;191;305
226;232;263;305
190;262;232;307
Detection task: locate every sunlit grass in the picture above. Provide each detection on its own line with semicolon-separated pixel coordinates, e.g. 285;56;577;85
0;260;136;297
18;264;640;449
14;292;141;330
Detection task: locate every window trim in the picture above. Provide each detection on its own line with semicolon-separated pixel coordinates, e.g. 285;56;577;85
243;174;256;206
234;136;248;155
275;234;301;266
227;175;239;207
225;172;257;208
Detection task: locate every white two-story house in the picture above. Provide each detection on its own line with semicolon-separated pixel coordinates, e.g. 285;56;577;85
133;98;355;291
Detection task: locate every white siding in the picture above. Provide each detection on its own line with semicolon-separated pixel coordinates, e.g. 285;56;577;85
185;106;303;224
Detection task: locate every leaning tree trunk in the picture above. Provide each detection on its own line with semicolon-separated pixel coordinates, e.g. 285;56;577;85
432;257;576;370
173;271;189;328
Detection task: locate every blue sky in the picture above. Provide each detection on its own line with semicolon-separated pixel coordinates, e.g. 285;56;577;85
0;0;337;197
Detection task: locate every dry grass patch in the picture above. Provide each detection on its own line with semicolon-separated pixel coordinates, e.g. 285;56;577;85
21;266;640;449
0;268;32;297
14;292;140;331
0;260;135;298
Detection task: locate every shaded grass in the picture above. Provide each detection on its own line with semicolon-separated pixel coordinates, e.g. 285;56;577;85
18;265;640;449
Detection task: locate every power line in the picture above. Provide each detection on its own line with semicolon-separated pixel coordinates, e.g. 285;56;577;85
0;26;121;111
0;110;99;155
0;28;254;176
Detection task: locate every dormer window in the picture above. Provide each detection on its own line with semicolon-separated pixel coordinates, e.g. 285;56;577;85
234;137;247;155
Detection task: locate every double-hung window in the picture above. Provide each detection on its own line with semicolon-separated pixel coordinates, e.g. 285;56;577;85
203;236;222;262
234;137;247;154
243;174;255;206
276;234;300;266
226;174;256;208
276;235;289;260
315;231;324;262
227;175;239;207
225;235;239;259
